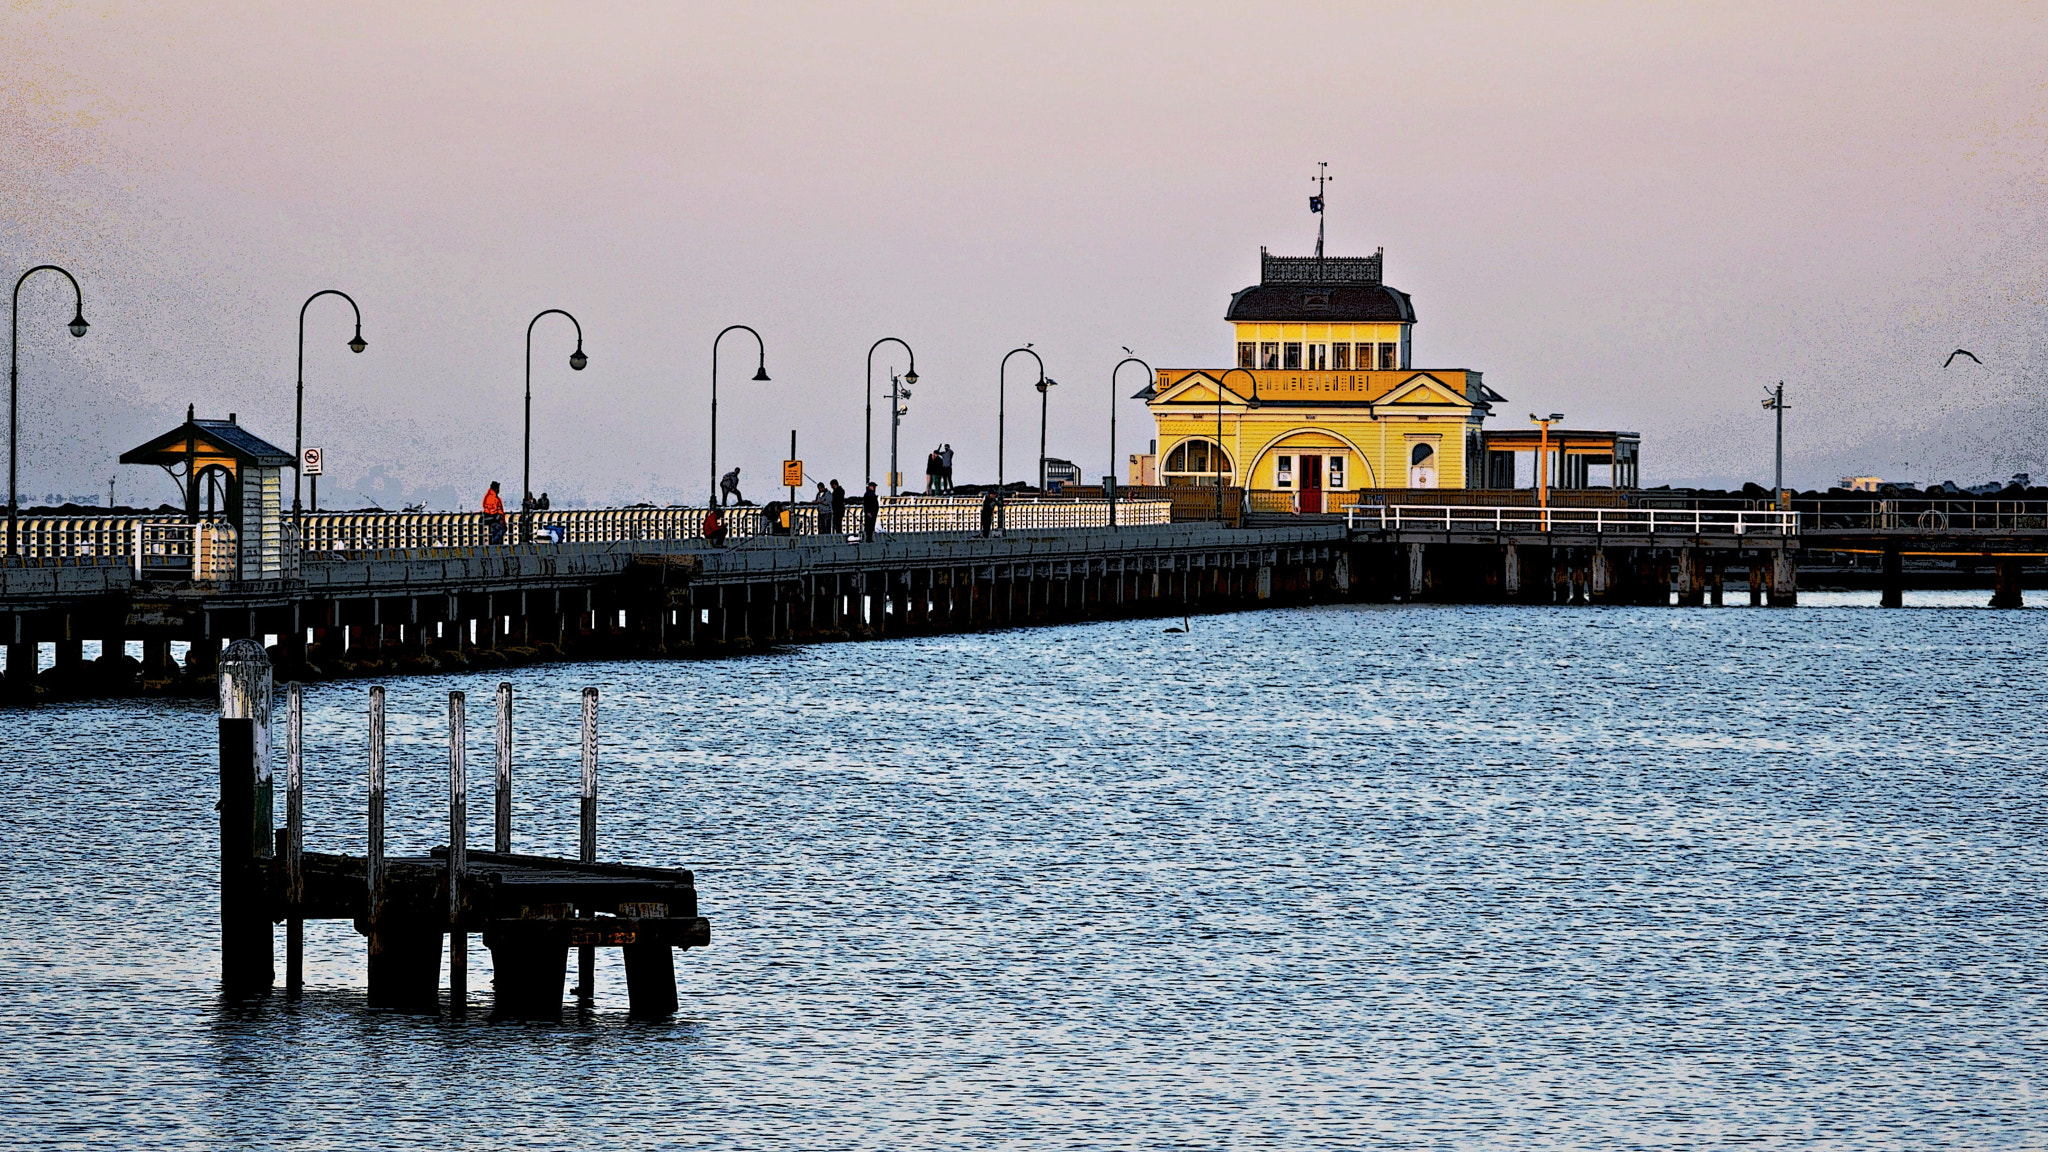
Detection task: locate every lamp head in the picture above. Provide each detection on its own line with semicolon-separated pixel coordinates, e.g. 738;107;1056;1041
1548;412;1564;422
903;368;918;386
67;313;89;339
348;328;367;354
752;361;771;382
569;347;588;371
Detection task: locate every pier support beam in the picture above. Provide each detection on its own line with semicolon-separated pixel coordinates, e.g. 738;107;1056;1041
1502;544;1521;601
218;640;274;996
1881;547;1904;608
1767;550;1798;607
1991;557;2025;609
1406;544;1425;599
1675;548;1704;607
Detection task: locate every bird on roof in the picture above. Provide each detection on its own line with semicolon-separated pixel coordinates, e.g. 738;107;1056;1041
1944;349;1982;367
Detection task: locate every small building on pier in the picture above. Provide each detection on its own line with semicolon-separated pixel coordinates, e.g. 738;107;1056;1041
119;409;293;581
1134;247;1506;508
1480;428;1641;490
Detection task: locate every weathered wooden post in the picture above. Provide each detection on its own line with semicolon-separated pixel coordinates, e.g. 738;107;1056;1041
1881;546;1904;608
577;686;598;1004
1991;556;2024;609
494;681;513;853
219;639;274;995
284;681;304;994
448;690;467;1015
363;683;442;1013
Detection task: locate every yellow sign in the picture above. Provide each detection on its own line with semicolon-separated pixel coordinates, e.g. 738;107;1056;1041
782;459;804;486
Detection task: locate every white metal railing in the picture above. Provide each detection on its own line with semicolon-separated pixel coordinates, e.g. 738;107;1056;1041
1347;505;1800;535
0;515;246;580
298;497;1172;554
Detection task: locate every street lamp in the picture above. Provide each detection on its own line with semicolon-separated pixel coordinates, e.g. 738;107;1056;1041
710;324;769;502
525;309;586;530
1761;382;1789;507
1218;367;1258;523
293;289;366;524
1530;412;1563;516
1110;355;1153;528
1036;375;1061;490
998;346;1044;489
865;338;916;491
9;264;90;559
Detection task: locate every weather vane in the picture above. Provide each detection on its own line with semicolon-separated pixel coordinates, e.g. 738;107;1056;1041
1310;161;1331;260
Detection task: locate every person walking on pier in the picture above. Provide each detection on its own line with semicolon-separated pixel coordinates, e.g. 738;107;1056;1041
861;481;880;542
940;443;955;494
830;479;846;536
483;481;507;545
925;448;943;495
719;466;744;507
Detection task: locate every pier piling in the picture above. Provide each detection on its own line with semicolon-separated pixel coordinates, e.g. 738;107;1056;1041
219;639;274;996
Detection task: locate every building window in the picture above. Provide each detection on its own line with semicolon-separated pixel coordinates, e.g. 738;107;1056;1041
1306;343;1327;370
1162;439;1234;487
1276;455;1293;488
1332;343;1350;370
1328;455;1345;489
1379;342;1398;370
1260;342;1280;369
1237;342;1255;369
1283;342;1302;369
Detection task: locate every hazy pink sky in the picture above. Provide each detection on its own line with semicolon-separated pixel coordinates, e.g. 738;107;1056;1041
5;1;2048;505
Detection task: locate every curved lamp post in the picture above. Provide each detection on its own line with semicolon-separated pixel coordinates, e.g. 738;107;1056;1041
9;265;90;558
1109;355;1153;528
1217;367;1259;524
865;338;917;491
710;325;769;502
998;346;1044;489
1036;374;1061;490
525;309;587;523
293;289;366;524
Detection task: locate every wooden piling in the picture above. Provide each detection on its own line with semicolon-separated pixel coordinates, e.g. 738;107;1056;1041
285;681;304;994
1991;557;2025;609
219;639;274;995
494;681;513;853
1881;547;1904;608
577;686;598;1004
448;691;467;1015
365;684;440;1014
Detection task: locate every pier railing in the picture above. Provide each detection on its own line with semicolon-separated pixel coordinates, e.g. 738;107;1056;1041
1349;505;1800;535
300;497;1171;554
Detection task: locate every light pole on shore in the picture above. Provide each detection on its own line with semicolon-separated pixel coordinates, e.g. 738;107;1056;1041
293;289;366;525
1762;382;1789;507
711;325;769;502
998;346;1044;490
9;265;90;559
525;309;586;530
865;338;916;493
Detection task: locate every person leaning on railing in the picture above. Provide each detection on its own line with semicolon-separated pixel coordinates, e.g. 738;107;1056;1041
702;505;726;548
482;481;507;546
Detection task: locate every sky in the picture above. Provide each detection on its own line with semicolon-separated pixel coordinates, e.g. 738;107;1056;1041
4;0;2048;508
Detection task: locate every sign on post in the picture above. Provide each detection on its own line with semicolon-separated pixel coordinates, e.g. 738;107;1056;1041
302;447;324;476
782;459;804;487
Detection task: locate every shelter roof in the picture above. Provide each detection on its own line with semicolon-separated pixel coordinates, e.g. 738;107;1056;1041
120;411;295;468
1225;283;1416;323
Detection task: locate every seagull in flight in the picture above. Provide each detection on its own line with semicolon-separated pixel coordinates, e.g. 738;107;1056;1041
1944;349;1982;367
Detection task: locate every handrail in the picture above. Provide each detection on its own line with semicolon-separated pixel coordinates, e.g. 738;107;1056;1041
1346;505;1801;535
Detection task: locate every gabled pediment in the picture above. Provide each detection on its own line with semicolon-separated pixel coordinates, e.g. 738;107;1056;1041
1380;373;1472;407
1152;371;1249;406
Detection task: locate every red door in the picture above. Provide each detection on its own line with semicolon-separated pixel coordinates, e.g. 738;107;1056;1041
1300;454;1323;513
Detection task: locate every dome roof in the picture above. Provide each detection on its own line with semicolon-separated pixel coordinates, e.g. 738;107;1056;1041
1225;282;1415;323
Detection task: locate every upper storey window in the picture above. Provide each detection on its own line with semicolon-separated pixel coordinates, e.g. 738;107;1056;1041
1283;342;1303;370
1261;342;1280;369
1306;344;1328;370
1378;342;1399;370
1237;342;1256;369
1332;343;1351;370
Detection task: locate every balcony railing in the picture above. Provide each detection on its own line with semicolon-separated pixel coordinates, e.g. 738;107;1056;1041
1348;505;1800;535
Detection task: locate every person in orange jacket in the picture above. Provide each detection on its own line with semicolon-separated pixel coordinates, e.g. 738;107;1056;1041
482;481;507;545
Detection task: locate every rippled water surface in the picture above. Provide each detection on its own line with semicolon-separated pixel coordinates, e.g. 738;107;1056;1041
2;592;2044;1149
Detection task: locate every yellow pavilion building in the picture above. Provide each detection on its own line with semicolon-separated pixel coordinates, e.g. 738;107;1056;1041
1132;247;1504;509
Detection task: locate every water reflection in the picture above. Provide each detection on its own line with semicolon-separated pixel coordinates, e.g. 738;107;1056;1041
2;595;2044;1147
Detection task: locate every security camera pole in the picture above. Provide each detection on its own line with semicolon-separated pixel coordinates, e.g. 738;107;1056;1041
1761;382;1789;507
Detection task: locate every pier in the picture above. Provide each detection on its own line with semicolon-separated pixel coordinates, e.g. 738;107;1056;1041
220;640;708;1016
